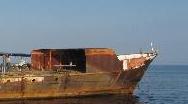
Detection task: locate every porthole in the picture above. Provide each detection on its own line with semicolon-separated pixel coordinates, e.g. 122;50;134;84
7;80;10;83
32;79;36;82
55;78;58;81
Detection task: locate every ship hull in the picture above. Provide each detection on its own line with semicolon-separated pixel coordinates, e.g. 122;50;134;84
0;59;152;100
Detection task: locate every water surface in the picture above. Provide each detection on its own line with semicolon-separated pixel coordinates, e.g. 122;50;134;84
135;65;188;104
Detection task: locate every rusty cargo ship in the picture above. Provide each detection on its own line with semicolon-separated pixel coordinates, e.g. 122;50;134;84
0;48;157;100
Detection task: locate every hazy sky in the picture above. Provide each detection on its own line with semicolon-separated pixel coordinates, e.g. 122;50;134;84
0;0;188;65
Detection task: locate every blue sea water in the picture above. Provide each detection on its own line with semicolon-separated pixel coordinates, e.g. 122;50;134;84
135;65;188;104
0;65;187;104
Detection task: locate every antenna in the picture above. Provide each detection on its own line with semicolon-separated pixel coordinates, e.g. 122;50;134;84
151;42;154;52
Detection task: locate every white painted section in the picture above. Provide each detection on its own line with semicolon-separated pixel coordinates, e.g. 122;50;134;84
123;60;128;70
1;78;22;83
117;53;157;70
24;76;44;82
117;53;156;60
0;76;44;83
117;53;147;60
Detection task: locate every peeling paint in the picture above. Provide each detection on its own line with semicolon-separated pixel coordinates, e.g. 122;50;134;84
118;53;157;70
24;76;44;82
1;77;22;83
0;76;44;83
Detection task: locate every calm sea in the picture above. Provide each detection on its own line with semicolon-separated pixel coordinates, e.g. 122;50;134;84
0;65;187;104
135;65;188;104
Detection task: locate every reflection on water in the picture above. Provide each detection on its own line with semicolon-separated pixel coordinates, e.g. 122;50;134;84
0;94;142;104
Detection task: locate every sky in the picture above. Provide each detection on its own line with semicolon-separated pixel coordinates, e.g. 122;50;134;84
0;0;188;65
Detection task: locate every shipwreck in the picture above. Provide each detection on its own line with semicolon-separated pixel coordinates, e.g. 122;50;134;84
0;48;157;100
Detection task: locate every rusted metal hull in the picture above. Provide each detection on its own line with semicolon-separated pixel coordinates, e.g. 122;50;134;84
0;59;152;100
0;48;157;100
